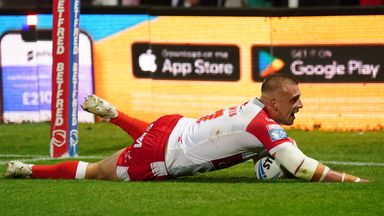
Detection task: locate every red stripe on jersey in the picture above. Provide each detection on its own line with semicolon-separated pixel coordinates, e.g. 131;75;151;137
246;109;290;152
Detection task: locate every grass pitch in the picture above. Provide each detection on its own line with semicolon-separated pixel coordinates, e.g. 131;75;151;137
0;123;383;216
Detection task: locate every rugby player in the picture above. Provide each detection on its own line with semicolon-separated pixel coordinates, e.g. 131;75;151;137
4;74;368;182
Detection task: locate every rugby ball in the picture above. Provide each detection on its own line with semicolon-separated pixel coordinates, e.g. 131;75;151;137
254;156;285;180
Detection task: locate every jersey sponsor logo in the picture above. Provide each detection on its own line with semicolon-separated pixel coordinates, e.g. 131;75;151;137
210;154;245;170
266;124;287;142
228;106;238;117
133;123;153;148
196;109;224;123
177;135;183;144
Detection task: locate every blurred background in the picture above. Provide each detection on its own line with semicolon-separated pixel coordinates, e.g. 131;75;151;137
0;0;383;8
0;1;383;132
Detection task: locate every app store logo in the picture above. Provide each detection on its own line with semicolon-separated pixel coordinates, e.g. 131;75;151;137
139;49;157;73
132;43;240;81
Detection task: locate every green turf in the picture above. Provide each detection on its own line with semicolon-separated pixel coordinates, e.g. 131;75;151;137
0;123;383;216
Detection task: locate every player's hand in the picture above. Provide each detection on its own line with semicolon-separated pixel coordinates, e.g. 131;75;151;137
359;178;369;183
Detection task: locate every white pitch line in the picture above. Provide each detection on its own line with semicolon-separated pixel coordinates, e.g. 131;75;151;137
0;154;47;158
321;161;384;167
0;155;104;165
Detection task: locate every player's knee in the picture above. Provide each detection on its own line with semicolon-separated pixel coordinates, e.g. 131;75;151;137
85;163;97;179
86;162;116;180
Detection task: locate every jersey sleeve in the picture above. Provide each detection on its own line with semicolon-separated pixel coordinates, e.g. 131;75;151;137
246;110;292;155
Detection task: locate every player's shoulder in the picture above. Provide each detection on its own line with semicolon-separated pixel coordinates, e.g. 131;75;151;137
246;104;278;128
241;98;269;116
240;98;274;124
245;101;287;139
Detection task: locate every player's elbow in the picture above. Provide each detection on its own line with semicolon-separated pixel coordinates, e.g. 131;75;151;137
274;145;318;181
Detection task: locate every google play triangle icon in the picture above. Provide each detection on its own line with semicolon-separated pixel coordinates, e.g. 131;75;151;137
258;50;285;78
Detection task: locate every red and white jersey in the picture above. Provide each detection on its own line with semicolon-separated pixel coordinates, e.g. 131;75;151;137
165;98;293;177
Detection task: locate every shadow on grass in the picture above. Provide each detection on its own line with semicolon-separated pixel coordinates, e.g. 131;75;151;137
167;176;302;184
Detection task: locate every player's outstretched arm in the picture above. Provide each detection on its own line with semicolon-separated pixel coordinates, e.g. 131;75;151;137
273;145;368;183
310;163;368;182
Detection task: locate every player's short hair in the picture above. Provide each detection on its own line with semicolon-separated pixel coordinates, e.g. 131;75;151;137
261;74;298;94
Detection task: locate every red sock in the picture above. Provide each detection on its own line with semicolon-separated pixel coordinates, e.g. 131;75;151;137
31;161;79;179
110;111;150;140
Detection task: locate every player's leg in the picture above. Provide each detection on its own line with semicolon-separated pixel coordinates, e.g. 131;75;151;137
4;149;124;180
81;94;149;140
4;160;87;179
31;149;125;180
85;148;124;180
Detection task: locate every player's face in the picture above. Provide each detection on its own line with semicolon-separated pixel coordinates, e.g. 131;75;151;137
274;83;303;125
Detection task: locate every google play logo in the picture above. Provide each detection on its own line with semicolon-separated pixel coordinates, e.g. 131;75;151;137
258;50;285;78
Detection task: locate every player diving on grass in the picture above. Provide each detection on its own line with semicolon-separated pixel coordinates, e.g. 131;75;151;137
4;74;368;182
